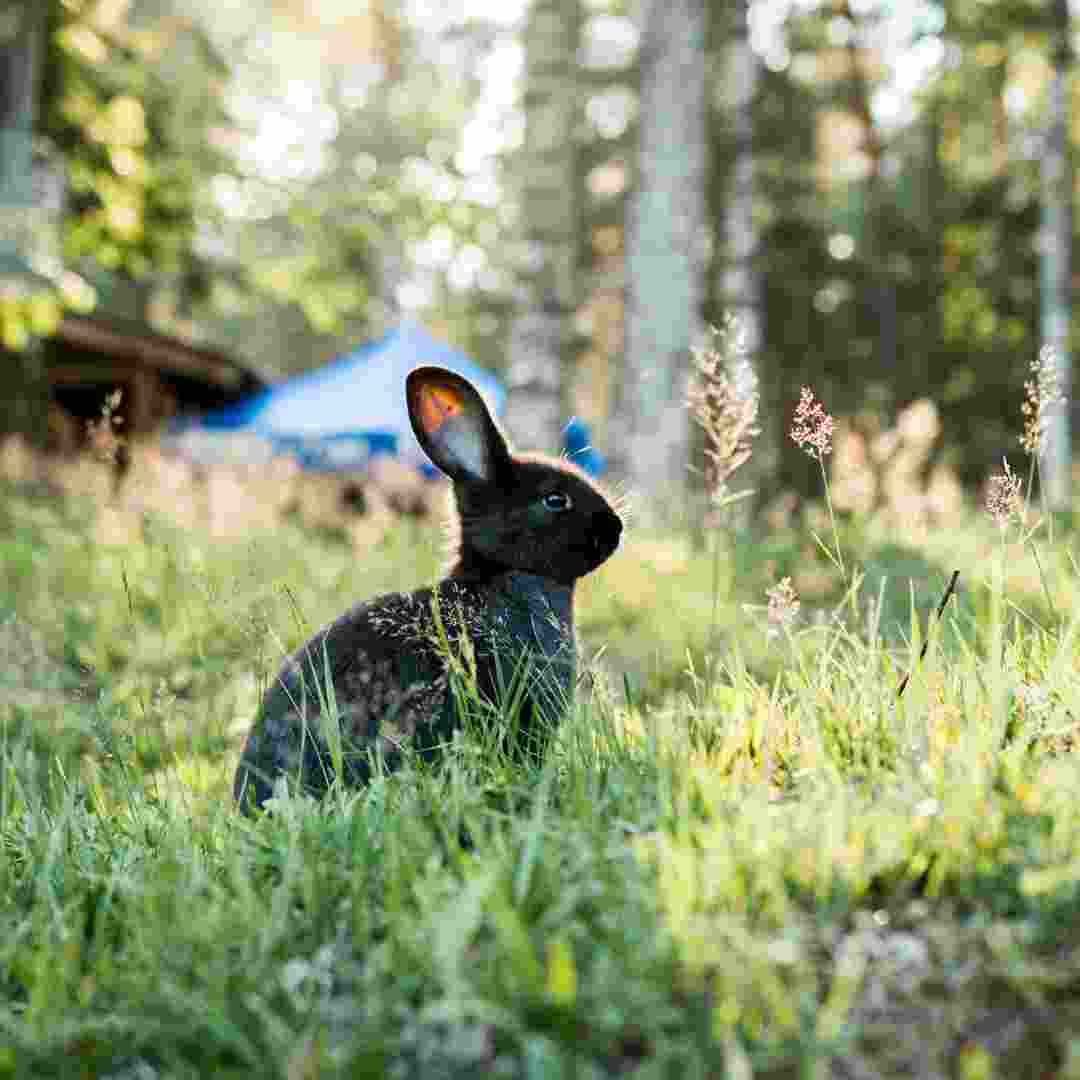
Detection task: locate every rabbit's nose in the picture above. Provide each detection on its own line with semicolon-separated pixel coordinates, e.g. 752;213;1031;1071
593;511;622;553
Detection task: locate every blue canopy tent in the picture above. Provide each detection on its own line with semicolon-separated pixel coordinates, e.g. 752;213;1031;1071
165;322;505;474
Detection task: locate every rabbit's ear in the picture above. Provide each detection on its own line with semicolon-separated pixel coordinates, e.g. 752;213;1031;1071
407;366;511;486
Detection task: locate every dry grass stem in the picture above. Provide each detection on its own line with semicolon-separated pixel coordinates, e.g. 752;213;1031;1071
86;388;126;466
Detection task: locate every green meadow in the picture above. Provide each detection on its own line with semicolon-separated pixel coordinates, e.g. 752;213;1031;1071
3;477;1080;1078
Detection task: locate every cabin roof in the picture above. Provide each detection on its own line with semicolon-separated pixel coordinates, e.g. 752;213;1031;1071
50;314;268;398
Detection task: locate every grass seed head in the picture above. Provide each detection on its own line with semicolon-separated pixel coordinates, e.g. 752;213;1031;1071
1020;347;1065;457
766;576;800;636
986;458;1024;530
687;317;760;506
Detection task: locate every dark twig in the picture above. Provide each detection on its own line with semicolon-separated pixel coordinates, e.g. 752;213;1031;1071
897;570;960;699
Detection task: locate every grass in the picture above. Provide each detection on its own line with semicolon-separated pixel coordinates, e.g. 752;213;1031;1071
3;474;1080;1078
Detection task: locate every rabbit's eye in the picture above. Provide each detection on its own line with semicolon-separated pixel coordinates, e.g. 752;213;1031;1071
542;492;572;512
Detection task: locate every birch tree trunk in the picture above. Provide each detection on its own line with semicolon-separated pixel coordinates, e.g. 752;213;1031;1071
502;0;581;454
1040;0;1072;512
616;0;707;517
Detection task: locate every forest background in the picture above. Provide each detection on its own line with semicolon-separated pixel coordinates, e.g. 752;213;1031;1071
1;0;1074;513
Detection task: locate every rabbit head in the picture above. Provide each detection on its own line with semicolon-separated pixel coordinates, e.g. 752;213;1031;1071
406;366;622;586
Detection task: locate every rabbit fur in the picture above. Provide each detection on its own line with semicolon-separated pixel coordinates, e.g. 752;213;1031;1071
233;365;623;811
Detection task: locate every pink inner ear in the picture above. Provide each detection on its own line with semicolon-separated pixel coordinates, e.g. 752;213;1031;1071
415;381;465;437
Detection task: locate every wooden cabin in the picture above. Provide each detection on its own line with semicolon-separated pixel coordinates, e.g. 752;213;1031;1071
43;314;265;455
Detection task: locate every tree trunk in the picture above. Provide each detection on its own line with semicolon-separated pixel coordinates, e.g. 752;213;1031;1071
719;2;759;358
1040;0;1072;512
616;0;707;517
502;0;581;455
0;1;38;209
0;3;48;445
838;0;897;380
717;0;761;512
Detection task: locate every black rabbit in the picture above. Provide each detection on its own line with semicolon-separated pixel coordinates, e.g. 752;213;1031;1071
233;365;623;810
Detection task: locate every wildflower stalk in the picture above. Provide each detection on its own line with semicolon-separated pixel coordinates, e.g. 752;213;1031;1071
986;459;1024;741
990;526;1009;744
819;454;847;588
790;387;846;589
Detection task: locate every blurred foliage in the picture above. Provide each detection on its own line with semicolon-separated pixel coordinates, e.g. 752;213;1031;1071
39;0;231;282
200;16;508;372
2;0;1076;485
6;0;508;378
708;0;1076;493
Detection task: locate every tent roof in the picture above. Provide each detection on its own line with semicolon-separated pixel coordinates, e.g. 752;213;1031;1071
190;322;504;469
